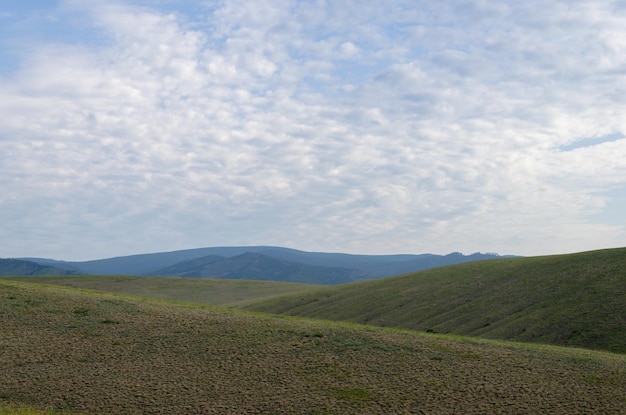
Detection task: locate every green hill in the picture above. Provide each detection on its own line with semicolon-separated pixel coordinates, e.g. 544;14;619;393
1;280;625;414
0;275;318;307
245;248;626;354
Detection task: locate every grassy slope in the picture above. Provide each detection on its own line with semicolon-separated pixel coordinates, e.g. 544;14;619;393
2;281;626;415
0;276;318;307
245;248;626;354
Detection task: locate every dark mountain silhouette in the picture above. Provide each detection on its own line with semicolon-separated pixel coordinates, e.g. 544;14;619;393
0;258;77;276
149;253;370;284
148;254;225;276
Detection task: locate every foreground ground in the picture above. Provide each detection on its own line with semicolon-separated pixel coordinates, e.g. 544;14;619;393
1;280;625;414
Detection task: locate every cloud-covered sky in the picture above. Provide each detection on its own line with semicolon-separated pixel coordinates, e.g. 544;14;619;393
1;0;625;260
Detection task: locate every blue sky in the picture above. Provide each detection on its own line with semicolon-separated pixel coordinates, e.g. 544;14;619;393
1;0;625;260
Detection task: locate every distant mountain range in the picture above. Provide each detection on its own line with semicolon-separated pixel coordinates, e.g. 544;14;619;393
6;246;516;284
149;252;369;284
0;258;77;276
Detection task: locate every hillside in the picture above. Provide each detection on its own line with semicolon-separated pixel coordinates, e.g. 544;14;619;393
0;259;76;276
1;275;319;307
245;248;626;354
1;280;625;414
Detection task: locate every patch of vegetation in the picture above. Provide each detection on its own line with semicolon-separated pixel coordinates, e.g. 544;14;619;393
0;401;72;415
245;247;626;353
72;308;89;316
331;388;373;404
1;280;625;414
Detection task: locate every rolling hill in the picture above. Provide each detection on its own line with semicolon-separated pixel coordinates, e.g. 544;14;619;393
245;247;626;354
1;280;625;414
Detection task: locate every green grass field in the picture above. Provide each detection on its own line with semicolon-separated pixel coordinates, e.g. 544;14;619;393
0;275;318;307
244;247;626;354
2;280;626;414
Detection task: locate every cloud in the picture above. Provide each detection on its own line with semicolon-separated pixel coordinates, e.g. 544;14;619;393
1;0;626;260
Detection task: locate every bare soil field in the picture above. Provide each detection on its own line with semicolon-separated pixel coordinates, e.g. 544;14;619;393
2;281;625;414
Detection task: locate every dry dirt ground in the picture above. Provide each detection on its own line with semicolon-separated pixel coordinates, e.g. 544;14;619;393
1;281;625;414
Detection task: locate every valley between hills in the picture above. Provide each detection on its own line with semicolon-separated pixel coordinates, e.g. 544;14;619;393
1;247;625;414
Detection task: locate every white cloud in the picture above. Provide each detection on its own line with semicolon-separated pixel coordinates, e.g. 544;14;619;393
1;0;626;260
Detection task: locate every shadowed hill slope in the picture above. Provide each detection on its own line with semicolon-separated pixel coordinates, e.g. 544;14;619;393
148;252;369;284
0;259;76;276
245;248;626;354
1;281;625;414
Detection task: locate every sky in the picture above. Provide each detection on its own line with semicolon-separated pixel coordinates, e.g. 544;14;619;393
1;0;626;261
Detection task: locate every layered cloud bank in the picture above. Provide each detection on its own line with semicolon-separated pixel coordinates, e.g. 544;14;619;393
1;0;625;259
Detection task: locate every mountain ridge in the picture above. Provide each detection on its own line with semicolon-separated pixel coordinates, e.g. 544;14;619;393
14;246;514;283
